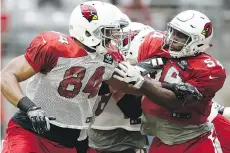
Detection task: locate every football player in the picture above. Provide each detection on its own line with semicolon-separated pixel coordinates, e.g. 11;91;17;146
88;22;155;153
113;10;230;153
0;1;131;153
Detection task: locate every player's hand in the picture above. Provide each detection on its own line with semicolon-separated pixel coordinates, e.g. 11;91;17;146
113;61;144;89
27;106;56;134
136;57;167;76
174;83;203;101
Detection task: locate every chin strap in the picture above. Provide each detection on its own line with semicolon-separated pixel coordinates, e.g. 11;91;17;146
96;43;107;55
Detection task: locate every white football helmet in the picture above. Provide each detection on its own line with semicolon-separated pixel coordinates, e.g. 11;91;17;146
164;10;213;58
69;1;130;54
123;22;155;65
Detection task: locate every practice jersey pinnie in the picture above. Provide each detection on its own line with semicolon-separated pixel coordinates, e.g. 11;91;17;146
25;31;119;129
91;91;141;131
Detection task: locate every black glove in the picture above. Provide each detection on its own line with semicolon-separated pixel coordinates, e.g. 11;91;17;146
212;101;225;115
173;83;203;101
17;96;56;134
162;82;203;104
136;56;167;76
27;106;56;134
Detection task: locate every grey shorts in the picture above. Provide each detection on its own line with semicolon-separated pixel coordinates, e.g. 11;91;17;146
88;128;148;152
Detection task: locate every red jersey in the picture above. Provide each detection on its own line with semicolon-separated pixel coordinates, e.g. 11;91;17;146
138;31;226;125
24;31;118;129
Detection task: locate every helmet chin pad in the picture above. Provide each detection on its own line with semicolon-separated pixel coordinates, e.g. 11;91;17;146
96;43;108;55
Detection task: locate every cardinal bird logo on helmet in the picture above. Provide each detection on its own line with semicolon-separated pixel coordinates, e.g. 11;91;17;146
201;22;212;38
80;4;98;22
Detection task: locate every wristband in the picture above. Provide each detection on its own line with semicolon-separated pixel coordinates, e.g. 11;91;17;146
161;82;183;99
17;96;36;113
161;82;175;91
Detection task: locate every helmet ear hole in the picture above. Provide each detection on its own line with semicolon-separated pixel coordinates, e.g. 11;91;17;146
187;37;192;45
197;44;203;47
85;31;91;37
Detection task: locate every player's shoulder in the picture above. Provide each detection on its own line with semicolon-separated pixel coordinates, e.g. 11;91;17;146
142;31;164;50
187;53;226;77
39;31;69;44
138;31;170;62
37;31;87;58
148;31;165;42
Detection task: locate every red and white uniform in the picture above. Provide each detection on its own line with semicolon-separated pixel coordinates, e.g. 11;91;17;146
25;31;118;129
2;120;77;153
3;30;121;153
88;91;146;152
91;91;141;131
211;114;230;153
138;31;228;153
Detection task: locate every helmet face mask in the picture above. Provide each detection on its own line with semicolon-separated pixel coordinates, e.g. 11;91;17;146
93;22;130;52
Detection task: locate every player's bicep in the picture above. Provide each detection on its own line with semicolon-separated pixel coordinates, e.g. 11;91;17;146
2;55;36;82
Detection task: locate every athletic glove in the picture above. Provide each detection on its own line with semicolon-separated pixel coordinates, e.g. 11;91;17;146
136;57;167;76
162;82;203;104
17;96;56;134
113;61;144;89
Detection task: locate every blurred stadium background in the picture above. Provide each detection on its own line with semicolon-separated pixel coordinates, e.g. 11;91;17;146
1;0;230;148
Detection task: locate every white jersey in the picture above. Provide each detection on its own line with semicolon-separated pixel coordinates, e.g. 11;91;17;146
91;91;141;131
25;31;119;130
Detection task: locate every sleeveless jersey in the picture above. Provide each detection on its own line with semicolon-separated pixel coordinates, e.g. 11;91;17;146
24;31;119;129
91;91;141;131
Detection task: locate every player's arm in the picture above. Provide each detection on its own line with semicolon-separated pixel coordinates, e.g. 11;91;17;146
113;60;225;111
139;79;192;110
1;33;57;134
1;55;36;106
138;77;203;110
105;78;142;96
1;33;52;107
114;70;200;110
142;65;226;110
112;62;180;110
0;53;51;134
106;56;166;96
